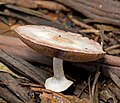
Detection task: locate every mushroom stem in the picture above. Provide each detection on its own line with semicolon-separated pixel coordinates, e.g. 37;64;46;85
53;57;65;80
45;57;73;92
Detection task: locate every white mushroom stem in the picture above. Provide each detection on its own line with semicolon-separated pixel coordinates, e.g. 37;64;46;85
53;57;65;79
45;57;73;92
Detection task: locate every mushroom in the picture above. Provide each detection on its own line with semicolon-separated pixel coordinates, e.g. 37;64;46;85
14;25;105;92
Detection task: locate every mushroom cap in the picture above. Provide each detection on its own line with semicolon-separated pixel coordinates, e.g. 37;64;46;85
14;25;105;62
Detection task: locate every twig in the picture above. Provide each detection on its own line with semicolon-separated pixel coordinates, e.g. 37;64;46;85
0;49;49;84
109;71;120;89
88;76;92;101
77;82;88;98
105;44;120;52
79;29;99;35
56;0;120;26
100;25;104;48
91;71;100;103
68;15;93;29
6;4;52;22
106;49;120;55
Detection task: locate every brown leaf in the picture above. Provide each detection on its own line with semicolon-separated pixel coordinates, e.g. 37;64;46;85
40;92;57;103
40;92;70;103
0;62;21;78
65;95;91;103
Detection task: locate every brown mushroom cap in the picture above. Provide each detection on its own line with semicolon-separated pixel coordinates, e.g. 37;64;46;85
15;25;105;62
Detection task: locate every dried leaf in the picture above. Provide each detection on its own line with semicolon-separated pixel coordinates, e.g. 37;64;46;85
32;87;91;103
40;92;57;103
0;98;7;103
0;62;21;78
40;92;70;103
65;95;91;103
